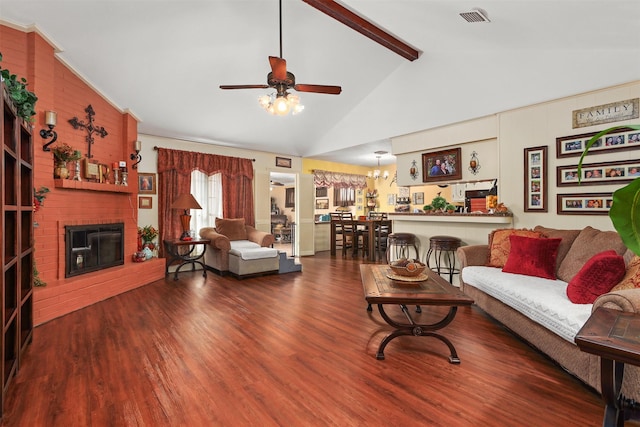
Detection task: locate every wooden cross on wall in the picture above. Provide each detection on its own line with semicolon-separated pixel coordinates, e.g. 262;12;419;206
68;104;108;158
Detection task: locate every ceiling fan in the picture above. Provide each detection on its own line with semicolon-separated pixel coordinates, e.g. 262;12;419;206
219;0;341;115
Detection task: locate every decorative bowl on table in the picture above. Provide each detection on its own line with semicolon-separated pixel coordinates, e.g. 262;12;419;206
389;259;426;277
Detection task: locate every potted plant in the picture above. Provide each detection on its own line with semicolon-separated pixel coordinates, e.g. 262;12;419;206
52;143;82;179
138;225;159;250
423;204;432;213
578;124;640;256
0;52;37;121
431;193;447;212
445;203;456;213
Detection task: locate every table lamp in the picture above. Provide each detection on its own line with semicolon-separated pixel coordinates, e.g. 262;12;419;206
171;193;202;240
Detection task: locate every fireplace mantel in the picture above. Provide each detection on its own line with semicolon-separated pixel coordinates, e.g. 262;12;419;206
54;179;135;194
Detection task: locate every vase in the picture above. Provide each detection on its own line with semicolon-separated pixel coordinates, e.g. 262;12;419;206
143;240;155;250
54;161;69;179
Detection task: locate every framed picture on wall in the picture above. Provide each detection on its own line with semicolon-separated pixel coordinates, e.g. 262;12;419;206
138;173;156;194
422;148;462;182
412;192;424;205
524;146;548;212
556;127;638;158
276;156;292;168
315;198;329;210
557;159;639;186
557;192;612;215
138;196;152;209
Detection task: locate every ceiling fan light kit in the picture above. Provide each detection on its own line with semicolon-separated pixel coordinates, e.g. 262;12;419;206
258;93;304;116
220;0;341;116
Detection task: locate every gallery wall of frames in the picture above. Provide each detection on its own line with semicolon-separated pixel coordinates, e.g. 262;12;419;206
553;127;639;215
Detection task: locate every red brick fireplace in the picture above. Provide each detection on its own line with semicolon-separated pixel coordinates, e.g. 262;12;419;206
1;25;166;325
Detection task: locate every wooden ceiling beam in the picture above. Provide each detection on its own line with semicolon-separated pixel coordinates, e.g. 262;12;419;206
302;0;420;62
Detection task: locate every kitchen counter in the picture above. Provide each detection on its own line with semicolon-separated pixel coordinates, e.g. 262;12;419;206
389;212;513;224
389;212;513;251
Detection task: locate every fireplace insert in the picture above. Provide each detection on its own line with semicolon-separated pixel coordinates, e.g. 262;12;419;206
65;223;124;277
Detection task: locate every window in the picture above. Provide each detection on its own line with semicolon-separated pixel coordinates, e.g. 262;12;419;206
285;187;295;208
333;187;355;207
191;170;223;233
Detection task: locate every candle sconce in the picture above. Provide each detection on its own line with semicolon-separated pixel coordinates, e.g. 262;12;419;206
41;110;58;151
130;140;142;169
468;151;481;175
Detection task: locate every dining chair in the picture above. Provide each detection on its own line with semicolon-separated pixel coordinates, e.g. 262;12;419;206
338;213;368;258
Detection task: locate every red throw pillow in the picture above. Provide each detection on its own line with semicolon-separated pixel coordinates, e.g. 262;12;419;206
566;250;626;304
487;228;543;268
502;235;562;279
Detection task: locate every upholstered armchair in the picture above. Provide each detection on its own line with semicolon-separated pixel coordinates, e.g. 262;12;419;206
199;217;277;276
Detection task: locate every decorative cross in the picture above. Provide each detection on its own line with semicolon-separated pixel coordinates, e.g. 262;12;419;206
68;104;108;158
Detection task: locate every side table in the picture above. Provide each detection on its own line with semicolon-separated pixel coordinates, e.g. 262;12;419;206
163;239;210;281
575;307;640;426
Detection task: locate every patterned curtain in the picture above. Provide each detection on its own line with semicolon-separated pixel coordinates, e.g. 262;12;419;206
157;148;254;251
312;170;368;189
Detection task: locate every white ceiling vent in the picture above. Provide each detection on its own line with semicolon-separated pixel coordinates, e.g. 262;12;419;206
460;8;490;23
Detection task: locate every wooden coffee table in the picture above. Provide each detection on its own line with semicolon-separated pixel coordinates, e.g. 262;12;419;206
360;264;474;362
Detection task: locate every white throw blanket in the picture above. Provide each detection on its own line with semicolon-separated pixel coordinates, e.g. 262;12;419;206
229;240;279;260
462;266;593;343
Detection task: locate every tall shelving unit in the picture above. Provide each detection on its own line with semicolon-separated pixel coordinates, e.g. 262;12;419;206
1;82;34;416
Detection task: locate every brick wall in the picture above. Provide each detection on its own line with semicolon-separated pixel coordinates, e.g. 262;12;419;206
2;25;166;325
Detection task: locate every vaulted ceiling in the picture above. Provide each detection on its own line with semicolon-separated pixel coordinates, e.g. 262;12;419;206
2;1;639;167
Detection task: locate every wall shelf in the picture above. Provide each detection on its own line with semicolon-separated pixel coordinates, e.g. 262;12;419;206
1;81;33;417
54;179;135;194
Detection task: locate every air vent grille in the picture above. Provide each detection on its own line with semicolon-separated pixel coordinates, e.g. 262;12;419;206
460;8;490;23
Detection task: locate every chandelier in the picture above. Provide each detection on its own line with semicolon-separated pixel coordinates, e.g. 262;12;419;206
258;92;304;116
367;151;390;180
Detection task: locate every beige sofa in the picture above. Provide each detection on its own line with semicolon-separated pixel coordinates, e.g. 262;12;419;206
199;218;278;278
457;225;640;400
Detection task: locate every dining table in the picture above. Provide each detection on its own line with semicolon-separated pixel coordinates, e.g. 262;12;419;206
330;218;391;262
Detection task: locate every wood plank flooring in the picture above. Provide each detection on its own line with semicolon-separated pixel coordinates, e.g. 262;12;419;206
3;252;609;426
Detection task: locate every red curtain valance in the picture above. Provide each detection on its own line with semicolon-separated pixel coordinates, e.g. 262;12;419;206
157;147;254;179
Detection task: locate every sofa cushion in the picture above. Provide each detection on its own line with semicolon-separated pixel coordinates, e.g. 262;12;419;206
566;250;626;304
487;228;543;268
611;255;640;291
229;240;279;260
215;217;247;241
502;235;562;279
557;226;627;282
533;226;581;274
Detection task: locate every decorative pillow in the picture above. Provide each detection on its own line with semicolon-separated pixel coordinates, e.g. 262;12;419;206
215;217;247;241
566;250;626;304
611;255;640;291
487;228;543;268
557;226;627;282
533;226;581;274
502;235;562;279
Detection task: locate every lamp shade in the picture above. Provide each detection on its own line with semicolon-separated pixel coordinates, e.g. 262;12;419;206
171;194;202;210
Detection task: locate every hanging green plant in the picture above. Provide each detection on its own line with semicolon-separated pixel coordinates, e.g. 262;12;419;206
0;52;38;121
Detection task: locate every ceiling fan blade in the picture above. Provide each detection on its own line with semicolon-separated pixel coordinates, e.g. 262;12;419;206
294;84;342;95
220;84;270;90
302;0;420;61
269;56;288;81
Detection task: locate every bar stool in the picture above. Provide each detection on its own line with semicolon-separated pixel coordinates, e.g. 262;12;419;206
425;235;462;283
386;233;420;263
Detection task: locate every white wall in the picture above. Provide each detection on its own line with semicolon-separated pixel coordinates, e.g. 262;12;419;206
389;80;640;234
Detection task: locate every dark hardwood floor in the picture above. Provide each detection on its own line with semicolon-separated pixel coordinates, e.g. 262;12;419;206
3;252;609;426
